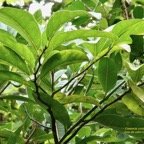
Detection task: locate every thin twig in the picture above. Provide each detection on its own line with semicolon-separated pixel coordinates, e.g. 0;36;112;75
0;82;11;95
59;80;126;143
51;71;55;97
24;106;51;129
67;71;86;96
25;126;37;144
121;0;129;19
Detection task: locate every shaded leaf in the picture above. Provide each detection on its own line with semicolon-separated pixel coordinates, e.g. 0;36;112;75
98;57;117;93
0;95;36;104
41;50;88;78
46;10;90;40
0;45;30;75
0;70;30;86
0;7;41;53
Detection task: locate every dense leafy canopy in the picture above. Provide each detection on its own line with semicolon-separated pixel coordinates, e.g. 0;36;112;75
0;0;144;144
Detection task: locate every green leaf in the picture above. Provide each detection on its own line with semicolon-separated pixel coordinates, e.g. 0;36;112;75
122;93;144;116
34;9;43;24
33;92;71;128
0;29;35;69
125;62;144;83
0;70;30;86
55;94;100;106
0;95;36;104
7;126;22;144
40;50;88;78
129;80;144;102
46;30;117;54
0;45;30;75
0;7;41;53
98;57;117;93
95;113;144;131
133;6;144;18
46;10;90;40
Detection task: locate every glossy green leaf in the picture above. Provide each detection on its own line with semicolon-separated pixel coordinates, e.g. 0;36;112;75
55;94;100;106
122;93;144;116
0;7;41;52
125;62;144;83
0;45;30;75
98;57;117;93
46;10;90;40
0;29;35;69
0;70;30;86
0;95;36;104
47;30;117;54
41;50;88;78
129;80;144;102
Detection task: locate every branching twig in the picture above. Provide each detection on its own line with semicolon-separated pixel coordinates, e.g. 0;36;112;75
121;0;129;19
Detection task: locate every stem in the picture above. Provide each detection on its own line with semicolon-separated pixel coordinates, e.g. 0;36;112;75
0;82;11;95
59;80;125;143
63;89;130;144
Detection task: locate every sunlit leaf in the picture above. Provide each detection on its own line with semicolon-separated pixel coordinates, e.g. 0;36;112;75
46;10;90;40
0;7;41;53
122;93;144;116
0;29;35;70
46;30;117;54
98;57;117;93
129;80;144;102
0;45;30;75
40;50;88;78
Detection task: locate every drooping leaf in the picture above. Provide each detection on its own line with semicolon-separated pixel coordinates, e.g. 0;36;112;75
98;57;117;93
0;95;36;104
0;45;30;75
129;80;144;102
55;94;100;106
122;93;144;116
0;29;35;69
0;7;41;53
46;10;90;40
40;50;88;78
0;70;30;86
46;30;117;54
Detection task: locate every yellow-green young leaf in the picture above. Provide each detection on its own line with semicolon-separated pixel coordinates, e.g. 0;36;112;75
0;29;35;70
38;92;71;128
129;80;144;102
98;57;117;93
0;70;30;86
0;7;41;53
0;46;30;75
125;62;144;83
40;50;88;78
122;93;144;116
46;30;117;55
46;10;90;40
57;95;100;106
33;9;43;24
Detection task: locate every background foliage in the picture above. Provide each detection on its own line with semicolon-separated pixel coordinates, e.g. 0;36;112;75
0;0;144;144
